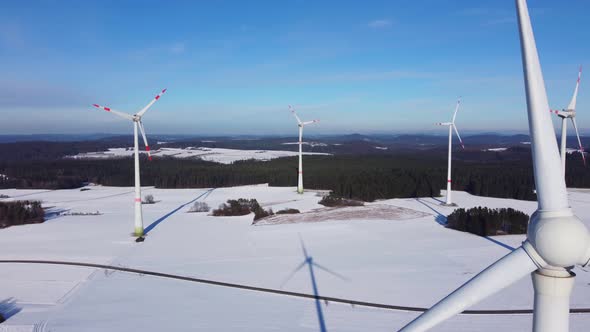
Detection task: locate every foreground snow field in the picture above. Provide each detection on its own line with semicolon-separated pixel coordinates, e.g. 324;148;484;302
1;185;590;331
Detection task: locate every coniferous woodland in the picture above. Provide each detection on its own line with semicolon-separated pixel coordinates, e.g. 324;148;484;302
0;142;589;202
0;201;45;228
446;207;529;236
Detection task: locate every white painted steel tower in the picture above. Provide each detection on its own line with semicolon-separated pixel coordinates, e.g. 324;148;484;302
289;105;319;194
437;98;464;206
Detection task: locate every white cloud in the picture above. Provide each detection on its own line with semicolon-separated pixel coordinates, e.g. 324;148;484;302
368;19;392;29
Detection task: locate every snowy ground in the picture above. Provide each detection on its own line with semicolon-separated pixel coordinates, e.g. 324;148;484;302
484;147;509;152
67;147;330;164
1;185;590;331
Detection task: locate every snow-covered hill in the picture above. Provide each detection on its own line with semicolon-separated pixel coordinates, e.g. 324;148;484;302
1;185;590;331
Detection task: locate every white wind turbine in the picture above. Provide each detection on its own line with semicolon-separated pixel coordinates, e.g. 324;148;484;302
437;98;464;206
289;105;319;194
399;1;590;331
551;66;586;175
92;88;166;238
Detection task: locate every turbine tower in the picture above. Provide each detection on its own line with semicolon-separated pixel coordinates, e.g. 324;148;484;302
551;66;586;175
437;98;464;206
92;89;166;238
398;1;590;331
289;105;319;194
281;236;346;332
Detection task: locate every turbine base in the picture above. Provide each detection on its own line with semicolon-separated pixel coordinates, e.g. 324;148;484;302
440;202;458;207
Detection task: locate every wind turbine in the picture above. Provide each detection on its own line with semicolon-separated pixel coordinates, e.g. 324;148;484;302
281;236;346;332
551;66;586;175
289;105;319;194
399;1;590;331
92;88;166;238
437;98;464;206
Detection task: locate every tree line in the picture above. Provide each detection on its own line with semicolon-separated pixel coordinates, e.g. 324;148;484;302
446;207;529;236
0;200;45;228
1;152;589;202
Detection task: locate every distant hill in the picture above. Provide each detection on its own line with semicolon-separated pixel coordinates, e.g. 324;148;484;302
3;133;590;161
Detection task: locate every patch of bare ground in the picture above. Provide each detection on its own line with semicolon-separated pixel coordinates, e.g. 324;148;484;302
253;204;430;225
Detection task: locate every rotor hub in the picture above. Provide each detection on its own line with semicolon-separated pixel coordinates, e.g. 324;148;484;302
527;209;590;267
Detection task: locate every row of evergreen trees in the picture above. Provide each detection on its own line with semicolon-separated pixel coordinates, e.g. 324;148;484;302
0;153;587;202
446;207;529;236
0;200;44;228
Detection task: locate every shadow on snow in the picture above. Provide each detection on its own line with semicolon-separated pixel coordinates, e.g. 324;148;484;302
144;188;215;235
0;298;21;323
415;198;515;251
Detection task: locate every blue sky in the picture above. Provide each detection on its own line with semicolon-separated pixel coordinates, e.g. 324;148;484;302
1;0;589;136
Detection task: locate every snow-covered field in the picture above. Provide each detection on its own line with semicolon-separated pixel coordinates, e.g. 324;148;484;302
67;147;330;164
281;142;329;147
1;185;590;331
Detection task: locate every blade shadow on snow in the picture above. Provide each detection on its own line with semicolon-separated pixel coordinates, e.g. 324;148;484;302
0;298;22;323
281;236;349;332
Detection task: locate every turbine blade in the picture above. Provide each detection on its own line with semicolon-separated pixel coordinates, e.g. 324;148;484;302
571;117;586;166
137;88;167;117
280;261;307;289
567;66;582;111
451;97;461;123
138;121;152;161
516;0;568;211
312;262;349;281
302;120;319;126
399;247;538;332
92;104;134;121
452;124;465;149
289;105;302;124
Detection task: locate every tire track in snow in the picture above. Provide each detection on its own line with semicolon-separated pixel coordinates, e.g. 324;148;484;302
2;259;589;315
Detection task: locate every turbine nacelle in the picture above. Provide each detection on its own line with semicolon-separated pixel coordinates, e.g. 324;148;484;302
552;109;575;118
